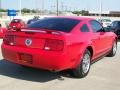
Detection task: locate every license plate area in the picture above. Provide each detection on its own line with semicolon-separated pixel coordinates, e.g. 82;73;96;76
19;53;33;64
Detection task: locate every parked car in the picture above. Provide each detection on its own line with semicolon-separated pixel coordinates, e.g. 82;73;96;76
1;17;117;78
98;19;112;27
27;16;40;24
0;24;7;38
8;19;26;31
107;21;120;37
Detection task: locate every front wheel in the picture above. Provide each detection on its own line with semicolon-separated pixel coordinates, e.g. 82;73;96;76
107;41;117;57
72;49;91;78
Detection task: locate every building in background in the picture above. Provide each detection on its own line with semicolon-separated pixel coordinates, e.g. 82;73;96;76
87;11;120;17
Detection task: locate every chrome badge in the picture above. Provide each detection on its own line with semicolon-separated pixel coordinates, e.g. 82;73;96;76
25;39;32;46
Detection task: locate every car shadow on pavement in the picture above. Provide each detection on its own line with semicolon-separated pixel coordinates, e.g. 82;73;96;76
0;59;67;82
118;39;120;42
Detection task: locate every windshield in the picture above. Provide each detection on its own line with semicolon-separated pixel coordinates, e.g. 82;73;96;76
27;18;80;32
11;19;21;23
98;19;111;22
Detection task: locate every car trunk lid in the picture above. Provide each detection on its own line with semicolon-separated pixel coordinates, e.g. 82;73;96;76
4;28;65;51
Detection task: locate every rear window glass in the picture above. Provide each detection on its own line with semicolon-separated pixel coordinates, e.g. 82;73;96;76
98;19;111;22
11;19;21;23
27;18;80;32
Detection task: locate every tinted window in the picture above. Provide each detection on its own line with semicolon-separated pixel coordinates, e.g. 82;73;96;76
27;18;80;32
110;21;118;28
80;24;90;32
110;21;120;28
90;20;103;32
118;22;120;28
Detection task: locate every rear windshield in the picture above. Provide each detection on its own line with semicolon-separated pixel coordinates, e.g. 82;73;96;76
102;19;111;22
98;19;111;22
110;21;120;28
11;19;21;23
27;18;80;32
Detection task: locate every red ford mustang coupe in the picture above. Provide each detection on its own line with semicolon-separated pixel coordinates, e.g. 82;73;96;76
0;27;7;38
8;19;26;31
1;17;117;78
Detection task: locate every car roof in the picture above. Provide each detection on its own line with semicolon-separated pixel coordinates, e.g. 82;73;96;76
113;20;120;22
48;16;94;21
13;19;22;20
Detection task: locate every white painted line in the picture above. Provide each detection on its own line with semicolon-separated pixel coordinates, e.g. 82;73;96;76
118;42;120;45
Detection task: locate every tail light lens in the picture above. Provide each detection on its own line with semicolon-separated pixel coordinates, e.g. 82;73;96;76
44;39;64;51
0;29;3;33
3;35;16;46
17;24;21;28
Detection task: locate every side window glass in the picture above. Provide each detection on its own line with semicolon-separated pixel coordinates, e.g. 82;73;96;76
80;24;90;32
89;20;103;32
118;22;120;28
112;21;117;28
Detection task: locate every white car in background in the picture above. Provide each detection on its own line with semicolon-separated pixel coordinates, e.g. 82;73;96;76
98;19;112;27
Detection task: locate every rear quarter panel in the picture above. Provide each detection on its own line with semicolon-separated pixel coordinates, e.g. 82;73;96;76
63;21;94;68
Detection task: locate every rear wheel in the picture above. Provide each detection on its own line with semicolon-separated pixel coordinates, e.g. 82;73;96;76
72;49;91;78
107;41;117;57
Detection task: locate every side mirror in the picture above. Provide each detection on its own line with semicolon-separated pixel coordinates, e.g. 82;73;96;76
0;24;1;27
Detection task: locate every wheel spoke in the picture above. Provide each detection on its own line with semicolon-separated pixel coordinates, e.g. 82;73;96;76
113;42;117;55
82;53;90;74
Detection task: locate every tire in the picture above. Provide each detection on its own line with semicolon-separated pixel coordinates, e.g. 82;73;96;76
107;41;117;57
21;65;30;69
72;49;91;78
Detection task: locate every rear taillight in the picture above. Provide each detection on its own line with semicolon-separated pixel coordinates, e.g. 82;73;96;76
0;29;3;33
44;39;64;51
17;24;21;28
3;35;16;46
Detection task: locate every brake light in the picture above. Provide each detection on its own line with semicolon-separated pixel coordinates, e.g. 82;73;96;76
18;23;21;28
0;29;3;33
3;35;16;46
44;39;64;51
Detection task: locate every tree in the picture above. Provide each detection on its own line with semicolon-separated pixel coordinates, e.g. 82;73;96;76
72;10;89;16
81;10;89;16
0;9;7;12
21;8;31;13
72;11;81;16
31;9;37;13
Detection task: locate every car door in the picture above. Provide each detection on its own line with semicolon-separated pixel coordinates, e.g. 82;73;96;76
89;20;108;58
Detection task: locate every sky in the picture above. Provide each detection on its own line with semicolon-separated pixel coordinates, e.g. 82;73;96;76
1;0;120;12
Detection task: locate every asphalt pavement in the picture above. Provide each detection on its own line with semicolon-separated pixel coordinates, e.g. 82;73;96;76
0;39;120;90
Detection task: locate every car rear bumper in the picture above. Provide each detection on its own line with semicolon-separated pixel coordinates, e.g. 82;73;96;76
0;33;5;38
1;44;74;71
